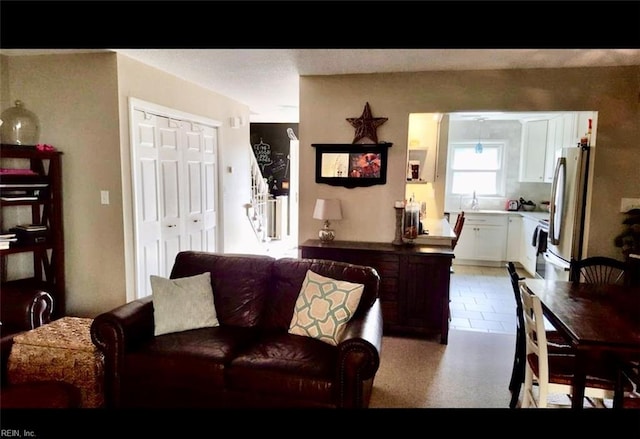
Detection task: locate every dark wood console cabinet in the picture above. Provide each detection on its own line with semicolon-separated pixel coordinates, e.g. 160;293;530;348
300;239;454;344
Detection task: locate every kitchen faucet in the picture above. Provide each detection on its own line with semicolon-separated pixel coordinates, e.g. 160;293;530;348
471;190;479;210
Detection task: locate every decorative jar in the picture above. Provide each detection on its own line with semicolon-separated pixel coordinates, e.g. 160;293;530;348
1;100;40;146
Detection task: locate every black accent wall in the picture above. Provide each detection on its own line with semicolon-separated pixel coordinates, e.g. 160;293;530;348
250;123;298;197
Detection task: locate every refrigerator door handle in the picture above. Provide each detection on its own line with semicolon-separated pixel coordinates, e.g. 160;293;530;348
544;251;570;271
549;157;565;246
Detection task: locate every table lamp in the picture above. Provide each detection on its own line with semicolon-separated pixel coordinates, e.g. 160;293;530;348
313;198;342;242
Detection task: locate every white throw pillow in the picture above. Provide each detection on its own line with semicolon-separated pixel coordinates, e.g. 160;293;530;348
288;270;364;346
151;272;219;336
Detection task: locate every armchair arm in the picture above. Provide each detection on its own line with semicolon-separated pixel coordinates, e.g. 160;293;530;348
1;288;53;387
90;296;154;407
0;288;53;333
336;298;383;408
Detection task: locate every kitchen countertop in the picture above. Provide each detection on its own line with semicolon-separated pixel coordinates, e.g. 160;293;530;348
448;209;549;221
412;218;456;247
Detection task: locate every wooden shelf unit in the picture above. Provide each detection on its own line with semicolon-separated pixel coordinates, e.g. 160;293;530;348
0;144;65;318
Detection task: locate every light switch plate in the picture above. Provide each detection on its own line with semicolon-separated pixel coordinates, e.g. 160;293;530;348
620;197;640;212
101;190;110;205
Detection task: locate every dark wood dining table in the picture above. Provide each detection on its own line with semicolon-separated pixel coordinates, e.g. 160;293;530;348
523;279;640;409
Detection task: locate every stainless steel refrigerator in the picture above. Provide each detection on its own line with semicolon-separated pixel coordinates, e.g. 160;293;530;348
543;144;591;281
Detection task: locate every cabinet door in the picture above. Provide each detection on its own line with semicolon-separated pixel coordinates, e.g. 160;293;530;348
520;217;538;276
506;215;522;262
402;255;449;338
544;117;560;183
519;119;548;182
452;213;474;260
475;225;507;261
455;214;507;261
561;112;577;148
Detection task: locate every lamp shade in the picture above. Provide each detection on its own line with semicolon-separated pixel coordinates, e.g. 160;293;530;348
313;199;342;221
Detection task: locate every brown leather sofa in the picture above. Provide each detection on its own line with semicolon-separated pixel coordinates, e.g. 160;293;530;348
91;251;383;408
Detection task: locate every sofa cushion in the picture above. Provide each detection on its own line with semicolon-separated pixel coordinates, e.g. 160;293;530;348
121;325;258;408
227;331;336;405
151;272;219;336
288;270;364;346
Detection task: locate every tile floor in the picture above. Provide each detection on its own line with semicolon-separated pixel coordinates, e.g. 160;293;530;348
449;264;533;335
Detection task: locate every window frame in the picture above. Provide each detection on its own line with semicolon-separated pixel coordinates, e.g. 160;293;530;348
446;141;507;197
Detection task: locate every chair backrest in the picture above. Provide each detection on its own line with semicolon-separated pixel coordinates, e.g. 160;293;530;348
507;262;525;328
569;256;627;285
451;211;465;250
520;283;550;396
520;281;620;408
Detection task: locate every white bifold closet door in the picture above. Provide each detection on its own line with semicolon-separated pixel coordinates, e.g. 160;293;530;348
131;108;219;299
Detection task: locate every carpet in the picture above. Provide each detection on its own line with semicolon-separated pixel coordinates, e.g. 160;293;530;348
369;328;516;408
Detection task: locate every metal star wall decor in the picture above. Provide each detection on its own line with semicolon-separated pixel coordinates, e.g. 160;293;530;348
346;102;388;144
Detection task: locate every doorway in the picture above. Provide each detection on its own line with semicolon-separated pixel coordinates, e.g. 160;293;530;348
249;123;299;257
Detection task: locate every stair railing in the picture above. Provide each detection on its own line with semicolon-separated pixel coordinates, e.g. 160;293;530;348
247;150;271;243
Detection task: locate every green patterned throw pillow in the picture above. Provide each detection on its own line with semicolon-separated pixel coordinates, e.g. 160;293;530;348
288;270;364;346
151;272;219;336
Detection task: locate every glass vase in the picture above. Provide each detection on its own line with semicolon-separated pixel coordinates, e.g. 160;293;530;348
1;100;41;146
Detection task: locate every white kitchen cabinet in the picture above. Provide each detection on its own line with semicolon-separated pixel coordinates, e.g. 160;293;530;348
521;114;583;184
453;213;507;262
520;216;538;276
506;215;522;262
561;112;577;148
543;116;563;183
519;119;548;182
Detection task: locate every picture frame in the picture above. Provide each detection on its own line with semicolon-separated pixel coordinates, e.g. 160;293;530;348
312;143;392;188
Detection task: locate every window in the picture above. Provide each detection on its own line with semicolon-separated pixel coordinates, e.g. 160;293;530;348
447;142;505;196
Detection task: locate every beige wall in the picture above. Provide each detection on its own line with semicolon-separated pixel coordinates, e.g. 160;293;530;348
2;55;638;318
1;53;256;318
299;66;640;259
1;53;122;317
115;54;259;304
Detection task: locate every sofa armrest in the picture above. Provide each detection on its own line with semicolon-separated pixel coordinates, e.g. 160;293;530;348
336;298;383;408
90;296;154;407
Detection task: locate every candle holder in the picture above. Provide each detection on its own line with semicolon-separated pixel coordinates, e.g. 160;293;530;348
392;206;404;246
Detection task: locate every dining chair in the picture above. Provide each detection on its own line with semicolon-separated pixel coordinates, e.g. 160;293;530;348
519;283;628;408
451;211;465;251
450;212;465;274
569;256;627;285
506;262;572;409
613;358;640;408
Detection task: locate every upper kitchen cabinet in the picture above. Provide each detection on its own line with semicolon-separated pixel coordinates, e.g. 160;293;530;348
520;111;597;183
519;118;549;183
543;116;564;183
405;113;441;184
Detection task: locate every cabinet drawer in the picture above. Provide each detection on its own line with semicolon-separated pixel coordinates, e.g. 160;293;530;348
464;215;508;226
370;259;400;278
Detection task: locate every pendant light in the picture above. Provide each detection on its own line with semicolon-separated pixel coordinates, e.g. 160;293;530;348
475;117;485;154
